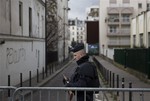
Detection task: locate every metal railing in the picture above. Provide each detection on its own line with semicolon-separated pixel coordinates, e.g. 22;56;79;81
0;86;16;101
0;86;150;101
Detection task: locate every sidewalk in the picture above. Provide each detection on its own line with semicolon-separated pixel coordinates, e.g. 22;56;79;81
23;60;73;87
94;55;150;101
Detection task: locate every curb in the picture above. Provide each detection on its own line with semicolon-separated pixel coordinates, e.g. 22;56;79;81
37;59;74;87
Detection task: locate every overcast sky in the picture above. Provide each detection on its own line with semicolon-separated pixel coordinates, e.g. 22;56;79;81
68;0;99;20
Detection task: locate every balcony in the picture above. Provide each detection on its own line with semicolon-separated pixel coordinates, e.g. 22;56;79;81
108;40;130;47
106;18;131;25
107;7;133;14
120;18;131;25
107;29;130;36
107;18;119;25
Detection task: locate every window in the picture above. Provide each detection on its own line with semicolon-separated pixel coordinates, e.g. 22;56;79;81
147;3;150;10
148;32;150;47
138;3;142;9
122;14;130;22
72;38;74;41
19;1;23;26
72;26;74;30
140;34;144;47
109;26;117;33
108;14;119;22
133;35;136;47
123;0;130;3
29;7;32;37
37;13;40;35
110;0;116;4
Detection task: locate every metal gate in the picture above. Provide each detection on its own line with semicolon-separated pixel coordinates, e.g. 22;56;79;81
1;86;150;101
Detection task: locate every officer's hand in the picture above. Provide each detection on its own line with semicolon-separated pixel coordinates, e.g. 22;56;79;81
63;75;69;85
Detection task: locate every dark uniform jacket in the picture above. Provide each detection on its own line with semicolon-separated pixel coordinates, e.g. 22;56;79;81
66;55;100;101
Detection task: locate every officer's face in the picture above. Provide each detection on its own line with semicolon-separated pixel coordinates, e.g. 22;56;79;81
73;52;81;61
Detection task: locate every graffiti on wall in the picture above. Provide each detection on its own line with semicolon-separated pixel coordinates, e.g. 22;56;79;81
6;48;26;65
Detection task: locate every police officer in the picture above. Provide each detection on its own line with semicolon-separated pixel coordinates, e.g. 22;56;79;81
63;43;100;101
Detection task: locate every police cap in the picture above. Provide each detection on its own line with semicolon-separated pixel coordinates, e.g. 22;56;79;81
71;43;84;52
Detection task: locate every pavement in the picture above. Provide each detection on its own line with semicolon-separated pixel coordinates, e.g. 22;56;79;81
93;55;150;101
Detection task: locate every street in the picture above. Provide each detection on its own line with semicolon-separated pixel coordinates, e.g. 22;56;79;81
21;60;105;101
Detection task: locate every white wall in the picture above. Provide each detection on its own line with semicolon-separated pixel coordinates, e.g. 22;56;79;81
11;0;45;38
99;0;109;56
0;0;11;34
147;11;150;32
131;10;150;48
0;0;45;86
0;41;45;86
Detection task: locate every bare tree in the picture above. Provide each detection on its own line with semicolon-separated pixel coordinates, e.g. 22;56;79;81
46;0;58;52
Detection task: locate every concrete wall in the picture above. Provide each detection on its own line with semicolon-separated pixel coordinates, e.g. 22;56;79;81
0;0;45;86
131;10;150;48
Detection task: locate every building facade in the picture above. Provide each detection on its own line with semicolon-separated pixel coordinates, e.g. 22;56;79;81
131;10;150;48
86;5;99;21
0;0;45;86
85;6;99;54
68;18;86;47
99;0;150;59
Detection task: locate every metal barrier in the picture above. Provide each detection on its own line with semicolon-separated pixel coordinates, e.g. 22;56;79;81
1;86;150;101
0;86;16;101
10;87;150;101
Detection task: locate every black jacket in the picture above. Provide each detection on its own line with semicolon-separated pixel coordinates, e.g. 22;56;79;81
66;55;99;101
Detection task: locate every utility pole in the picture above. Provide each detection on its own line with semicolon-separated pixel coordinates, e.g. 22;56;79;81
45;0;47;75
63;7;66;61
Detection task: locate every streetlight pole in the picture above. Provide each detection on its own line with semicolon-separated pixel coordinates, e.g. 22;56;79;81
45;0;47;75
63;7;66;61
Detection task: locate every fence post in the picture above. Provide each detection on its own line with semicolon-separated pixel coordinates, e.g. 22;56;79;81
112;73;115;88
109;71;111;87
37;69;39;83
124;49;127;68
43;67;45;79
8;75;10;97
122;78;125;101
20;73;22;87
29;71;32;87
148;47;150;79
116;74;119;96
129;82;132;101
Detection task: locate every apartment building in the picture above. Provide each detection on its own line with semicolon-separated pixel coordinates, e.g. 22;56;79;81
68;18;86;47
86;5;99;21
85;6;99;54
0;0;45;86
131;10;150;48
99;0;150;59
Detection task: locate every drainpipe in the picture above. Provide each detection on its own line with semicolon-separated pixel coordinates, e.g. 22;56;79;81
45;0;47;74
10;0;12;34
